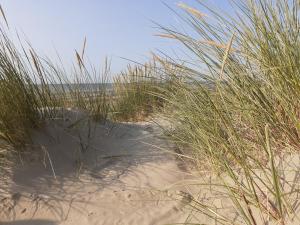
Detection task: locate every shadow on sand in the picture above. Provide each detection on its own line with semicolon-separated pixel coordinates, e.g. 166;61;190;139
0;219;57;225
0;117;174;222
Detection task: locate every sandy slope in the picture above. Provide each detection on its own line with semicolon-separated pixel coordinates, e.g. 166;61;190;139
0;111;196;225
2;110;300;225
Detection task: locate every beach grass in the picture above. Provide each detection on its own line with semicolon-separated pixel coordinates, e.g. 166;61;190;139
155;0;300;224
1;0;300;224
112;62;163;121
0;28;111;167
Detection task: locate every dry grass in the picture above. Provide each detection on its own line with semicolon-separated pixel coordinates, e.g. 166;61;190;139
1;1;300;224
154;0;300;224
0;25;111;171
112;62;163;121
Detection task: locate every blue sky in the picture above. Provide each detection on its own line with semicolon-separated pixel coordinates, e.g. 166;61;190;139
1;0;231;73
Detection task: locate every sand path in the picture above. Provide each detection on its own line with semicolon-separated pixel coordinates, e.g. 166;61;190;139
0;115;193;225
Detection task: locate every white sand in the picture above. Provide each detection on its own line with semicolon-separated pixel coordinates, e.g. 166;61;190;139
2;110;300;225
0;111;197;225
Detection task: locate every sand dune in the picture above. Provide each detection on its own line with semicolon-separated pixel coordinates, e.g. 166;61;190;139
2;112;300;225
0;111;197;225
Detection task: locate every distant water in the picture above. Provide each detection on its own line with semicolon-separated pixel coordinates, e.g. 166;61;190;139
44;83;114;93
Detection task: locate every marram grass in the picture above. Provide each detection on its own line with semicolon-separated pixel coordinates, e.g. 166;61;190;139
0;24;111;156
1;1;300;224
112;62;163;121
155;0;300;224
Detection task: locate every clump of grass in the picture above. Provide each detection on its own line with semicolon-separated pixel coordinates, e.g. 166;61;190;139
156;0;300;224
65;54;112;123
0;32;58;147
113;62;162;121
0;24;111;171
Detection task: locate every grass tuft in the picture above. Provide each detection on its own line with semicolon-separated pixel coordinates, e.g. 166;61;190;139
155;0;300;224
112;62;163;121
